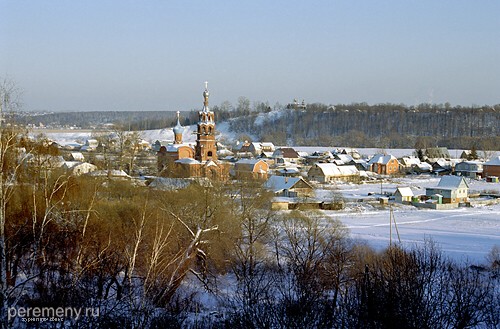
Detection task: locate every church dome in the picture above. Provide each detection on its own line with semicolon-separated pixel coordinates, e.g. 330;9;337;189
173;121;184;135
173;111;184;135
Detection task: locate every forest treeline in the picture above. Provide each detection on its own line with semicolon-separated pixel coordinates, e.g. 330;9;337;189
0;127;499;328
224;102;500;150
16;101;500;150
14;111;186;131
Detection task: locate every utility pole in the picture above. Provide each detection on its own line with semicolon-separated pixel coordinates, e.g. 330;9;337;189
389;204;401;246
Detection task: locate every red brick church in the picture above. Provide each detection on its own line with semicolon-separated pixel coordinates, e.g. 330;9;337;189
157;82;230;180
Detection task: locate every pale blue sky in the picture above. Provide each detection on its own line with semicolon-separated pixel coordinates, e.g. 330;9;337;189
1;1;499;111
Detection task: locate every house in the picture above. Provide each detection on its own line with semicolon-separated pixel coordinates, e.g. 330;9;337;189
264;175;313;198
304;151;333;165
454;161;483;179
483;156;500;177
431;160;453;175
412;162;433;174
272;148;301;164
63;161;97;176
333;153;354;164
368;154;400;175
394;187;414;204
307;163;359;183
69;152;85;162
460;150;472;159
248;142;275;156
81;139;99;151
88;169;131;180
137;139;151;151
425;176;469;204
335;148;361;160
232;141;252;154
400;156;420;171
425;147;451;160
347;159;369;171
276;166;301;177
233;159;269;179
63;143;83;151
152;140;171;152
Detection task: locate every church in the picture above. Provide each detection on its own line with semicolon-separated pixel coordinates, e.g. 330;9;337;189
157;82;230;180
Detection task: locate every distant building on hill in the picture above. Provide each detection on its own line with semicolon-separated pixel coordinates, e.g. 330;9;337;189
286;99;306;110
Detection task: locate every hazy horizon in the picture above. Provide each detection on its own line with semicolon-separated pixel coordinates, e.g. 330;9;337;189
2;1;499;112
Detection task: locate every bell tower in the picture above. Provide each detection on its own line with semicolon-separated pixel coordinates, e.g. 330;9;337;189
195;82;217;162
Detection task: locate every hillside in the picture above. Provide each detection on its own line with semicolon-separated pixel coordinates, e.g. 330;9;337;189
225;103;500;150
18;103;500;150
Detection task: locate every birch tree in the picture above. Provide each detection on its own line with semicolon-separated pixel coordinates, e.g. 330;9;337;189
0;78;24;329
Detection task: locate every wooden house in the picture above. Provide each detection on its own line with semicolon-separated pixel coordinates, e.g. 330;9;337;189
233;159;269;179
264;175;313;198
394;187;414;204
425;176;469;204
454;161;483;179
307;163;359;183
368;154;400;175
272;148;301;164
483;156;500;177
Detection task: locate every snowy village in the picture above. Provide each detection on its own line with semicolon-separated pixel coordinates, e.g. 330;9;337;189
3;1;500;327
7;83;497;327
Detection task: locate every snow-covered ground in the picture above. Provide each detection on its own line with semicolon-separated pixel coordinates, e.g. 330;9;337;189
313;175;500;264
322;203;500;263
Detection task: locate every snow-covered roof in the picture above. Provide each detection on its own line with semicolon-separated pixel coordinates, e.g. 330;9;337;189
89;170;130;178
484;156;500;166
250;142;262;149
175;158;201;165
70;152;84;159
205;160;218;167
368;154;397;165
313;163;359;176
273;148;300;158
166;143;193;152
416;162;432;170
148;177;192;190
278;167;300;174
437;175;469;189
395;187;414;197
335;154;354;163
235;159;262;165
260;152;274;158
63;161;81;169
217;149;233;156
264;175;311;192
401;156;421;166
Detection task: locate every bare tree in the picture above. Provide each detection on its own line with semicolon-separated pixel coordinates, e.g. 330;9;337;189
0;78;25;329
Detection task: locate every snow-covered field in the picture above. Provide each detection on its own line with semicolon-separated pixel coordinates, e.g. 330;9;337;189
323;203;500;263
316;175;500;263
